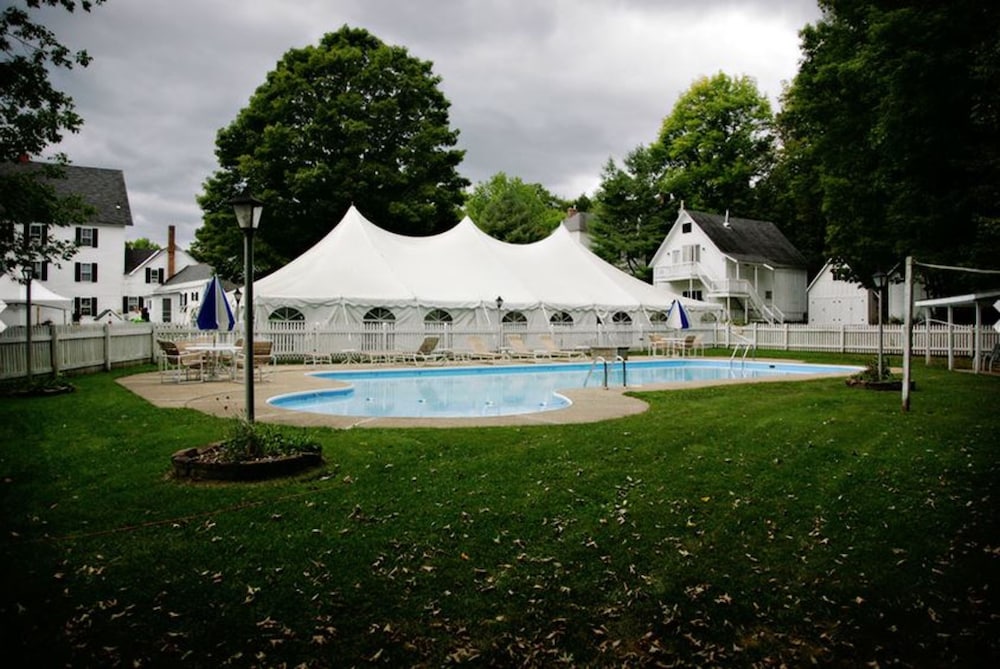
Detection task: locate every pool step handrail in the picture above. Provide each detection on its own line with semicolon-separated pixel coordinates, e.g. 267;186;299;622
729;336;756;369
585;356;605;387
615;355;627;388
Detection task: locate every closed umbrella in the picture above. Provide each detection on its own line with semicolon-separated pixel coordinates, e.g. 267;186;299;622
665;299;690;330
196;276;235;332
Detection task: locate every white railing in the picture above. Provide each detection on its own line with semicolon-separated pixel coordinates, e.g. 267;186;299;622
1;321;996;380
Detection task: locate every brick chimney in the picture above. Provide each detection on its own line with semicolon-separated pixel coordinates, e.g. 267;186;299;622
167;225;176;278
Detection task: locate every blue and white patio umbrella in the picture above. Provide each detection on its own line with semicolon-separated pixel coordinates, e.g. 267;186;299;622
196;275;235;332
665;299;691;330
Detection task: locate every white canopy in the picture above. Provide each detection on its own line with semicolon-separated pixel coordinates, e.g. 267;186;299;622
254;206;715;329
0;274;72;310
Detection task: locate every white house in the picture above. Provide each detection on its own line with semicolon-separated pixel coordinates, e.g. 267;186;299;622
9;162;133;322
650;208;808;323
807;260;927;325
123;225;198;321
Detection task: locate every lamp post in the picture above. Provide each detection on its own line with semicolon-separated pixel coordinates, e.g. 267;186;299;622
233;287;242;320
229;189;264;422
495;296;504;352
873;270;887;381
21;266;33;384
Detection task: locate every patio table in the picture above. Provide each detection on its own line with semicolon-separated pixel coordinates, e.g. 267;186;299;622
188;344;240;380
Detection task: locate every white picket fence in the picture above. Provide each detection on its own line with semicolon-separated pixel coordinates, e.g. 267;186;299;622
1;321;995;381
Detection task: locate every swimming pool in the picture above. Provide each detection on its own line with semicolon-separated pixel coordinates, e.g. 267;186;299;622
267;359;862;419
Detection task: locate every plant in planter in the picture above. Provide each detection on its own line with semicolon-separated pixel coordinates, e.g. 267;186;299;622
172;414;324;481
0;374;75;398
846;357;911;390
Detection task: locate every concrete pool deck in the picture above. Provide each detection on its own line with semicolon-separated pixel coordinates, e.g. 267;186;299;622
117;357;855;429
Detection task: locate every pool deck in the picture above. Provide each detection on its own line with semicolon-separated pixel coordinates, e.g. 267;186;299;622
117;356;854;429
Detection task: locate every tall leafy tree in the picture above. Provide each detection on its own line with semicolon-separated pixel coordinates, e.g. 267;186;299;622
0;0;101;277
464;172;566;243
591;144;673;281
193;26;469;280
656;72;776;217
779;0;1000;293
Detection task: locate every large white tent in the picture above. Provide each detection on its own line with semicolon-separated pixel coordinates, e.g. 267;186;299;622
253;206;716;330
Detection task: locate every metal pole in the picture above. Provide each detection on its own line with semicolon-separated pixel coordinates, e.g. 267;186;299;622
24;273;32;383
244;228;255;422
877;285;884;380
901;256;914;412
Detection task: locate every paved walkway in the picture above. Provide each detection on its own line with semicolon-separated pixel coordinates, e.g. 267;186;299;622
116;357;848;429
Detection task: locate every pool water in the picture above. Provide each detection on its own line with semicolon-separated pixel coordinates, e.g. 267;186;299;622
267;359;862;419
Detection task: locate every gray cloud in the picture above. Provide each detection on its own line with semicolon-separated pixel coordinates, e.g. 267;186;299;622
40;0;820;248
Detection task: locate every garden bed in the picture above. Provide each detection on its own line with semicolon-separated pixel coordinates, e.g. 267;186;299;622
171;444;324;481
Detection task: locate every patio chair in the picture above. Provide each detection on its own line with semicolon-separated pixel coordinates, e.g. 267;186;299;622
157;339;206;383
505;334;547;360
400;336;448;365
647;334;669;356
980;342;1000;372
234;340;276;382
463;335;504;362
539;333;584;359
675;334;705;356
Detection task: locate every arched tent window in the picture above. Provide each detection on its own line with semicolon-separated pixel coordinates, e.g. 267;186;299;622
549;311;573;327
611;311;632;325
363;307;396;352
502;311;527;325
269;307;305;322
424;309;452;325
424;309;453;347
649;310;669;324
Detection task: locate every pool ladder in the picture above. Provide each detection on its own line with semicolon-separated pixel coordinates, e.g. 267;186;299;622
729;337;755;369
586;355;628;389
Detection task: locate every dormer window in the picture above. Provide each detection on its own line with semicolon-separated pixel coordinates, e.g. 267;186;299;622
681;222;692;233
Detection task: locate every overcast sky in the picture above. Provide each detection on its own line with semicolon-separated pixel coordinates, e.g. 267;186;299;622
41;0;821;248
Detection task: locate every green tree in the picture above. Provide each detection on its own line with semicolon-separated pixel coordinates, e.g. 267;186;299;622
779;0;1000;293
0;0;101;277
126;238;160;251
591;144;672;281
656;72;776;217
464;172;566;243
192;26;469;280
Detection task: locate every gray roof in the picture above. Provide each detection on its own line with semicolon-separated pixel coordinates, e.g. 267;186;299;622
3;160;133;227
686;209;806;268
125;248;157;273
163;263;214;286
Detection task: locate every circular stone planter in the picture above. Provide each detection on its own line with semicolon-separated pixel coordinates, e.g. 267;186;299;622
845;379;916;391
171;444;324;482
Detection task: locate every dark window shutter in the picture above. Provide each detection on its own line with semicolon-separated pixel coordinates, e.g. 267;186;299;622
41;225;49;242
122;296;129;313
92;228;98;247
92;263;98;282
145;267;151;283
158;268;165;284
41;262;48;281
74;263;81;282
91;297;98;313
75;228;82;244
138;296;144;308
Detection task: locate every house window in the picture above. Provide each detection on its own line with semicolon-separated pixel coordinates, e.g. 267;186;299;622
31;260;47;281
162;298;172;323
145;267;164;284
269;307;305;322
681;244;700;263
765;290;773;301
682;289;703;301
681;222;692;233
75;262;98;283
76;227;99;247
74;297;97;317
29;223;46;243
549;311;573;326
671;250;680;264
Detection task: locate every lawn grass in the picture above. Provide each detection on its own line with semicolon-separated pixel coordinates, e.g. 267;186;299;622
1;353;998;667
